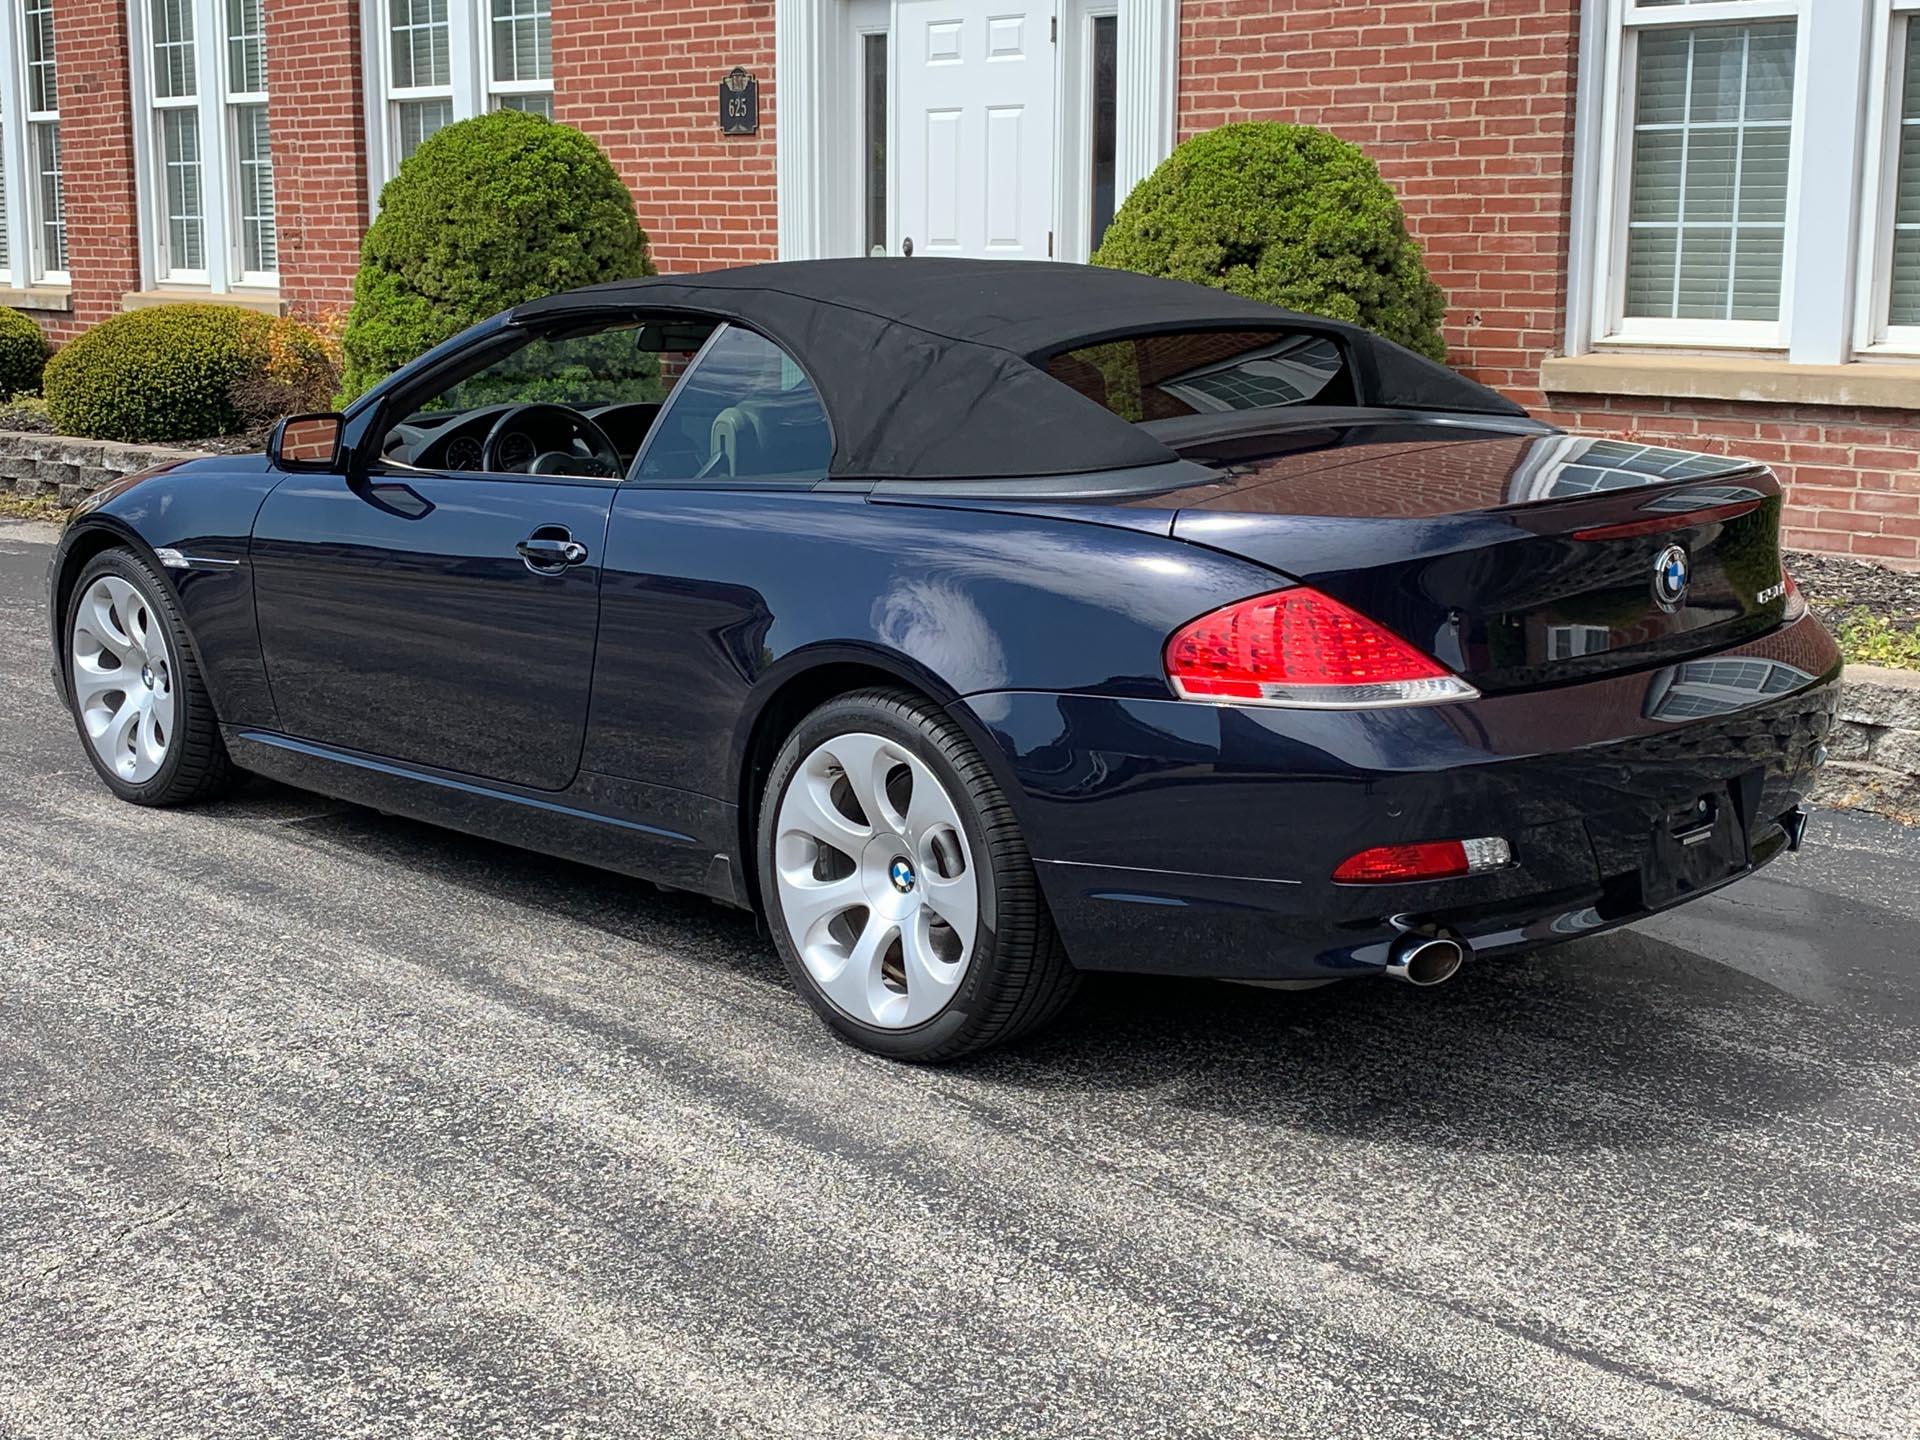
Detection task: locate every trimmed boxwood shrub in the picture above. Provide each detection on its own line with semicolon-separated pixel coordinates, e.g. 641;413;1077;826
1093;122;1449;362
44;305;304;443
338;109;654;402
0;307;48;400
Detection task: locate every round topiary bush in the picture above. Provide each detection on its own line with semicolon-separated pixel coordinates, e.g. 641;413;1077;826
338;109;654;402
1093;122;1449;362
44;305;295;443
0;307;49;400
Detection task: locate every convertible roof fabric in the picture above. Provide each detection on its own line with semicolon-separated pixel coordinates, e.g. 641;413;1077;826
512;259;1526;481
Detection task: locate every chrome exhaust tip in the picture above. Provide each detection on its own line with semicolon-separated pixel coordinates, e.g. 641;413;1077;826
1783;805;1810;852
1385;933;1467;987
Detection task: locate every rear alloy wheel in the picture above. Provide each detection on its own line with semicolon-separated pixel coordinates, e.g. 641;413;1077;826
65;548;239;806
759;688;1077;1061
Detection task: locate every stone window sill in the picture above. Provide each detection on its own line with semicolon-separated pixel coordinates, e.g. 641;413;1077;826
121;288;285;317
3;285;72;312
1541;352;1920;410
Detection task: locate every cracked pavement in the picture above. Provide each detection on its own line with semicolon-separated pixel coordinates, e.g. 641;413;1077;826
2;518;1918;1438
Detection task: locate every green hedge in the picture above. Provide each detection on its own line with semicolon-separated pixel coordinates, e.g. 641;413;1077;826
1093;122;1449;362
338;109;654;402
46;306;283;443
0;308;48;400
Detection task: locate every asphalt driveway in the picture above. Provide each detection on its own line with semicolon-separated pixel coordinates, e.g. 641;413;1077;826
3;517;1917;1439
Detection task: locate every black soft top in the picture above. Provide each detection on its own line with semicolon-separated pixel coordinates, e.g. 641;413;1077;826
512;259;1524;481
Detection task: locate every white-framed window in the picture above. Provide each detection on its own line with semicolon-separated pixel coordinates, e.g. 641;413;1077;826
0;0;68;288
487;0;552;118
1859;1;1920;353
132;0;278;291
1588;0;1806;351
1573;1;1920;364
365;0;553;189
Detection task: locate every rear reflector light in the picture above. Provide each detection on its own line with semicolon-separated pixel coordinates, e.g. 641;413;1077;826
1164;587;1478;709
1333;837;1512;885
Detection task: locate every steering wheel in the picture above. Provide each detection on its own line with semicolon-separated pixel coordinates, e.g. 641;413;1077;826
481;403;624;479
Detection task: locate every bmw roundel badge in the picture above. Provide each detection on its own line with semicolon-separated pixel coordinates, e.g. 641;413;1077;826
1652;544;1690;610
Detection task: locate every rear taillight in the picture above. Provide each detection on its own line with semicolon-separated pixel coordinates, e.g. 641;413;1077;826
1164;587;1478;709
1333;837;1512;885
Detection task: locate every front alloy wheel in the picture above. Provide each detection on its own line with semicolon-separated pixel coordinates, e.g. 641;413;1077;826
64;547;239;806
759;688;1077;1061
71;572;177;784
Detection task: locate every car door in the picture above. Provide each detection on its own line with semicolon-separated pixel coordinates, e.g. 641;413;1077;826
250;470;615;791
582;323;838;799
248;320;667;792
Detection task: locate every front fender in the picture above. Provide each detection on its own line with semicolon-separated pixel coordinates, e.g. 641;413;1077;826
50;456;284;728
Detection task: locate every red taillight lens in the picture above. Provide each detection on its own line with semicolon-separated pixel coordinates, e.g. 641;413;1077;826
1164;587;1477;709
1332;837;1512;885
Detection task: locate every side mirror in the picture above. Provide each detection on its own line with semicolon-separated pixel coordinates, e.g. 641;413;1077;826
270;412;345;471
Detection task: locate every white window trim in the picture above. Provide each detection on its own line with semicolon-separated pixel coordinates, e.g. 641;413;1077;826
0;0;68;290
775;0;1176;262
1572;0;1880;365
1054;0;1117;265
837;0;889;260
362;0;553;204
128;0;280;293
1855;0;1920;355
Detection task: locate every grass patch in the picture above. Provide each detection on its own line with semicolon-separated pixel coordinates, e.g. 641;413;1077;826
1829;607;1920;671
0;491;70;523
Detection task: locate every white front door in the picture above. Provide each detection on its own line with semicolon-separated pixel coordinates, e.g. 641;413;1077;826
893;0;1057;261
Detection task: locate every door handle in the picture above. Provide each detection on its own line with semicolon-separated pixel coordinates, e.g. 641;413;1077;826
517;530;589;573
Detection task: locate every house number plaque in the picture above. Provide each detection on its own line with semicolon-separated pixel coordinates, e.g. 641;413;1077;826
719;67;759;135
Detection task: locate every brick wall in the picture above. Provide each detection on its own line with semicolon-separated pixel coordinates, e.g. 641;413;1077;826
265;0;368;321
1542;395;1920;566
49;0;142;337
551;0;778;274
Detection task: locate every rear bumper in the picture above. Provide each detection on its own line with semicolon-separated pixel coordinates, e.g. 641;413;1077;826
960;610;1842;980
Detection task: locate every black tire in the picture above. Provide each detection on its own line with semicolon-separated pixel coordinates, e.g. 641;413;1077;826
757;687;1079;1061
63;547;241;806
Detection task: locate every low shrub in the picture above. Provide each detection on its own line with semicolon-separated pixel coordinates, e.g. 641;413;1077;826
0;307;49;399
0;394;54;433
45;306;332;444
229;315;344;439
338;109;654;402
1093;122;1449;362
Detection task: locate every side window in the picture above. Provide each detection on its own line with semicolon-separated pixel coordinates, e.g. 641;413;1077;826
378;315;718;479
1044;329;1351;422
634;325;833;483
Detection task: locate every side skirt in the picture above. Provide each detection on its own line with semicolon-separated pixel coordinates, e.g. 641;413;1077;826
224;728;748;905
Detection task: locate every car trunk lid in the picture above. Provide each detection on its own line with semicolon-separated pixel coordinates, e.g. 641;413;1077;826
1155;422;1791;693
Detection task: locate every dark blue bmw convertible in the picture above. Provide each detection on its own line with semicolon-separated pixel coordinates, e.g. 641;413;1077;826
48;260;1841;1060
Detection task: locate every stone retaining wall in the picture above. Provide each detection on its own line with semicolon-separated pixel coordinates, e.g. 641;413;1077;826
1815;665;1920;823
0;430;198;506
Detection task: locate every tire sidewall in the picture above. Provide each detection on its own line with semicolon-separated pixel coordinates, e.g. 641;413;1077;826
758;694;1006;1059
64;549;195;804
